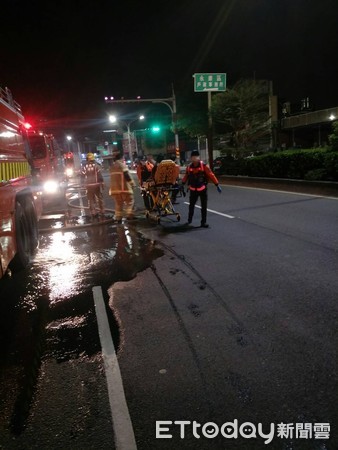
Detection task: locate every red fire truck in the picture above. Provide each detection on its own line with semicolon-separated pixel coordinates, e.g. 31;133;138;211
27;131;57;178
26;128;65;199
0;86;43;278
63;151;75;178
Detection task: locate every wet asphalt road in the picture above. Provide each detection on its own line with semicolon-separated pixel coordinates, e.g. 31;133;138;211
0;172;337;449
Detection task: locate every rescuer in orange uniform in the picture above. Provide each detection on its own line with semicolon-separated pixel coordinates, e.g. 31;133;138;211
136;155;154;185
136;154;156;210
182;150;221;228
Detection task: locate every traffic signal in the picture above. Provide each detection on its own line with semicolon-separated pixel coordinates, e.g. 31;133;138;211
151;125;160;133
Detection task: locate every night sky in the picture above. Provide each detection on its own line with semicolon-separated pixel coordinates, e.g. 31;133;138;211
1;0;338;123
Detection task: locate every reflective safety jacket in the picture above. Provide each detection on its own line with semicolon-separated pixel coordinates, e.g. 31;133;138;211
182;161;219;191
81;162;103;186
109;160;135;194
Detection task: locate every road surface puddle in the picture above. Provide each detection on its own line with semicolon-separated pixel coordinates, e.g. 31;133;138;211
0;221;163;434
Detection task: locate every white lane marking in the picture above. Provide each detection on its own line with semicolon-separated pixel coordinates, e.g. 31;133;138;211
224;184;338;200
92;286;137;450
184;202;235;219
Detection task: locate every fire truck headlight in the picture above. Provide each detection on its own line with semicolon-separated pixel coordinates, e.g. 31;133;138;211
43;180;59;194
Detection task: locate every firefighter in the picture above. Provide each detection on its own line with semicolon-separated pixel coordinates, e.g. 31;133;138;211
109;145;135;223
81;152;105;218
182;150;222;228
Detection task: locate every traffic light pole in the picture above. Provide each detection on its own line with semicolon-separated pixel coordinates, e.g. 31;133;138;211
105;90;180;164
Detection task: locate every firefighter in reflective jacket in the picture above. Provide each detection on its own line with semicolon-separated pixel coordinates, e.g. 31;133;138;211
182;150;221;228
81;152;105;217
109;145;135;223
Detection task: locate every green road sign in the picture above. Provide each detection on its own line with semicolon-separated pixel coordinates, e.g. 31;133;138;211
194;73;226;92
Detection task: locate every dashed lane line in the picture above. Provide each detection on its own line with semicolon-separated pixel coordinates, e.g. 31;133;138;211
92;286;137;450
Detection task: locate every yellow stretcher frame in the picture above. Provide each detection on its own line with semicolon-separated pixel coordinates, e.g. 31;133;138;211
141;160;183;224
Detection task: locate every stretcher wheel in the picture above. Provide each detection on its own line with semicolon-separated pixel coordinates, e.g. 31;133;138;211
176;213;181;222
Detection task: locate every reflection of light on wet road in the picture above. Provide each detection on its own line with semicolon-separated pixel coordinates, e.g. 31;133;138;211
49;262;78;303
30;223;163;310
124;228;139;254
125;229;133;249
51;221;64;229
36;231;85;304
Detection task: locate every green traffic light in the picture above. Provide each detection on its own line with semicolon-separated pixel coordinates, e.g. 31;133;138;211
151;126;160;133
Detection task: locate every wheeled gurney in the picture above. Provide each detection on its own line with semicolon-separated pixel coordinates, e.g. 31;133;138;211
141;159;184;224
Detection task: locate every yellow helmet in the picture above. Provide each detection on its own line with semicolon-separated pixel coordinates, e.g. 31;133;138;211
87;152;95;161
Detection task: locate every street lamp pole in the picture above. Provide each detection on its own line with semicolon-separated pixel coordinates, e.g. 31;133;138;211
66;134;82;169
109;115;144;162
66;135;72;152
127;123;132;161
105;89;180;164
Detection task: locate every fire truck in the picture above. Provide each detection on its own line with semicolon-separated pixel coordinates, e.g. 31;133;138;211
28;131;57;178
26;128;65;199
0;86;43;278
63;151;75;178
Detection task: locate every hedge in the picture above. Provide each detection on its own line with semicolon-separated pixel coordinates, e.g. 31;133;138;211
223;149;338;181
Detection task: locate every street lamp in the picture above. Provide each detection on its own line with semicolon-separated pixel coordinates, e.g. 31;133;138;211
66;135;72;152
109;115;145;162
65;134;83;168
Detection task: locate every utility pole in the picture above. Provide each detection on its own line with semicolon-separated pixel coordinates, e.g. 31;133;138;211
207;91;214;170
193;73;227;170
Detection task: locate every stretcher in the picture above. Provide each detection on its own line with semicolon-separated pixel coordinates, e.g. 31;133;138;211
141;159;184;224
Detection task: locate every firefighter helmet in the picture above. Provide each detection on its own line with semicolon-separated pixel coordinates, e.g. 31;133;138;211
87;152;95;161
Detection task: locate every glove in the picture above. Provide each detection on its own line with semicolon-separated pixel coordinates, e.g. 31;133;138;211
216;185;222;193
